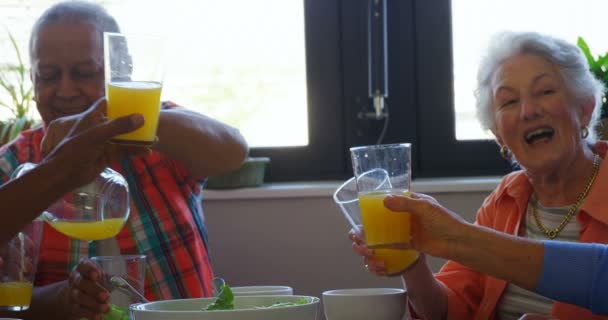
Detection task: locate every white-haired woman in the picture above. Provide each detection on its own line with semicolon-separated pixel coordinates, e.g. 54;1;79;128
352;31;608;320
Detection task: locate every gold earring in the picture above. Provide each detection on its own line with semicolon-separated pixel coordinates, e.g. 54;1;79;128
582;126;589;139
500;145;511;160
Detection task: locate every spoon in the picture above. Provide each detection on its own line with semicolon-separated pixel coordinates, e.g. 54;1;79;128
110;275;149;303
212;276;226;296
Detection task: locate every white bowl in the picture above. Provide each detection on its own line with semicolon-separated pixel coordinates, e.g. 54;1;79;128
130;295;319;320
232;286;293;296
322;288;407;320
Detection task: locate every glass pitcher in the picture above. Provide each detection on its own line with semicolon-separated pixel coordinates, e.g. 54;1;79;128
12;163;131;241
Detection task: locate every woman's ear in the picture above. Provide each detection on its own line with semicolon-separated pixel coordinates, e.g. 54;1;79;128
491;129;503;146
580;96;596;126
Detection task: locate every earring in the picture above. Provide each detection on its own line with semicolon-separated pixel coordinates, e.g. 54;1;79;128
499;145;511;160
581;126;589;139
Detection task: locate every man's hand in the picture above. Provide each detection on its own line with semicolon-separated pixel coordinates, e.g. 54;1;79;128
41;97;147;189
64;258;110;320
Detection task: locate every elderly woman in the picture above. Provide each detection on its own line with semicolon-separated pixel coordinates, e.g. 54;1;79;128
352;31;608;320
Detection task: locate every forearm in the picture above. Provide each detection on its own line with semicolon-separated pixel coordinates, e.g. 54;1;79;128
403;255;447;320
0;160;72;244
537;241;608;314
154;108;248;178
448;223;543;291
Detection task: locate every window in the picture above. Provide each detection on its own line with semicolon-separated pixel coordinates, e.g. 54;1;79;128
453;0;608;140
1;0;346;182
4;0;602;182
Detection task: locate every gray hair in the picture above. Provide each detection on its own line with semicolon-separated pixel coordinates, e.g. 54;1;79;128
475;31;605;142
29;1;121;61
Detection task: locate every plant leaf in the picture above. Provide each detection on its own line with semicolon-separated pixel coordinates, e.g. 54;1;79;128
577;37;596;69
9;117;28;141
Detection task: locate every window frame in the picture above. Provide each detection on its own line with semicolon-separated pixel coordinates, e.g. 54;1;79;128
244;0;514;182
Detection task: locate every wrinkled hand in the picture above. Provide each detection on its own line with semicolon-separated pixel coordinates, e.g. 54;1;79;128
41;97;147;189
382;193;468;258
65;258;110;320
349;227;389;276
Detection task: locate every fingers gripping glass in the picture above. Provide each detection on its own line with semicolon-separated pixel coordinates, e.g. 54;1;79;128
333;168;392;233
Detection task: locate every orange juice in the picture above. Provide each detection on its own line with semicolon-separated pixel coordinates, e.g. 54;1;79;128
0;281;33;309
358;190;418;275
48;218;126;241
107;81;162;145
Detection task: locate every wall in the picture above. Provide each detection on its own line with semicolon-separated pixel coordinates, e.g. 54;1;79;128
202;179;496;319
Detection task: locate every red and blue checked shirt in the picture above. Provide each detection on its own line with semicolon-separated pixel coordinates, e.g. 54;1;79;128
0;101;214;300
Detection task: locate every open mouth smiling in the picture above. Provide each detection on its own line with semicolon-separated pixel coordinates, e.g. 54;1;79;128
524;127;555;144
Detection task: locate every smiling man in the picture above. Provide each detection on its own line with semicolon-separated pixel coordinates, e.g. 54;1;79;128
0;1;248;319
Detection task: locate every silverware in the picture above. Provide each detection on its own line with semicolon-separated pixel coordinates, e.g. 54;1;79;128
211;276;226;297
110;275;149;303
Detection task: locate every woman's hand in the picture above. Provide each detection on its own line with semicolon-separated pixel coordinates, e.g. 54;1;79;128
382;193;469;259
65;258;110;320
349;227;389;276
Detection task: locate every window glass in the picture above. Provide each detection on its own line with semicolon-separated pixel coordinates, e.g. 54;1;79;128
1;0;308;148
452;0;608;140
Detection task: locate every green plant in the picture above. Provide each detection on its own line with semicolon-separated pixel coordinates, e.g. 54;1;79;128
577;37;608;119
0;30;36;144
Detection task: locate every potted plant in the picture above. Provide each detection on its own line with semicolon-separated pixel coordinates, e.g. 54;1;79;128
577;37;608;140
0;30;37;146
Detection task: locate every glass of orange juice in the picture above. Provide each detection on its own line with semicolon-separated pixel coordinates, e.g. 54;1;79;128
0;219;43;311
104;32;164;145
334;143;417;276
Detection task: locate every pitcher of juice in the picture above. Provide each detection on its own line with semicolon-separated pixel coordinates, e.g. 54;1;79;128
11;163;130;242
334;143;418;276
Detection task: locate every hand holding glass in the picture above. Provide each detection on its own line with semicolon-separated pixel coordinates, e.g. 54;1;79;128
104;32;164;145
334;143;418;276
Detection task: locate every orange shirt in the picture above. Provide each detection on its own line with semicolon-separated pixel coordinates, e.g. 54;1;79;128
434;141;608;320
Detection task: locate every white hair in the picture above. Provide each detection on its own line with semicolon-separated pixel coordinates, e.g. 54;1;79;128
29;1;121;62
475;31;605;142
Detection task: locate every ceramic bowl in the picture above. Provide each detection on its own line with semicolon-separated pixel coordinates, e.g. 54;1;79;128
322;288;406;320
231;286;293;296
130;295;319;320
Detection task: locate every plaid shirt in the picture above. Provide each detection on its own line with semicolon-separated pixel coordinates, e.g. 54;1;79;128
0;101;214;300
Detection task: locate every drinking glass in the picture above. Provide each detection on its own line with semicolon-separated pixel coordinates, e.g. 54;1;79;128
104;32;164;145
0;219;43;311
92;255;146;319
334;143;418;276
11;163;130;242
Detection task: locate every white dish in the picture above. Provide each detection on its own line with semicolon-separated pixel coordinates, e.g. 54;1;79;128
130;295;319;320
323;288;406;320
231;286;293;296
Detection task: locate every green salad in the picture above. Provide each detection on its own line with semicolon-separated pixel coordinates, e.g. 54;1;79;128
102;304;129;320
202;285;308;311
202;284;235;310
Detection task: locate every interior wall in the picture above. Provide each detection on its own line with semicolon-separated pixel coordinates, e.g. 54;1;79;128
202;190;490;319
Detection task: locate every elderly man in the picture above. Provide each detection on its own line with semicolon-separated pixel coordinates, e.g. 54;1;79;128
0;1;248;319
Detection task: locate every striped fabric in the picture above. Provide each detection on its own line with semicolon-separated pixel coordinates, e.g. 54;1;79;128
496;196;581;320
0;101;214;300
